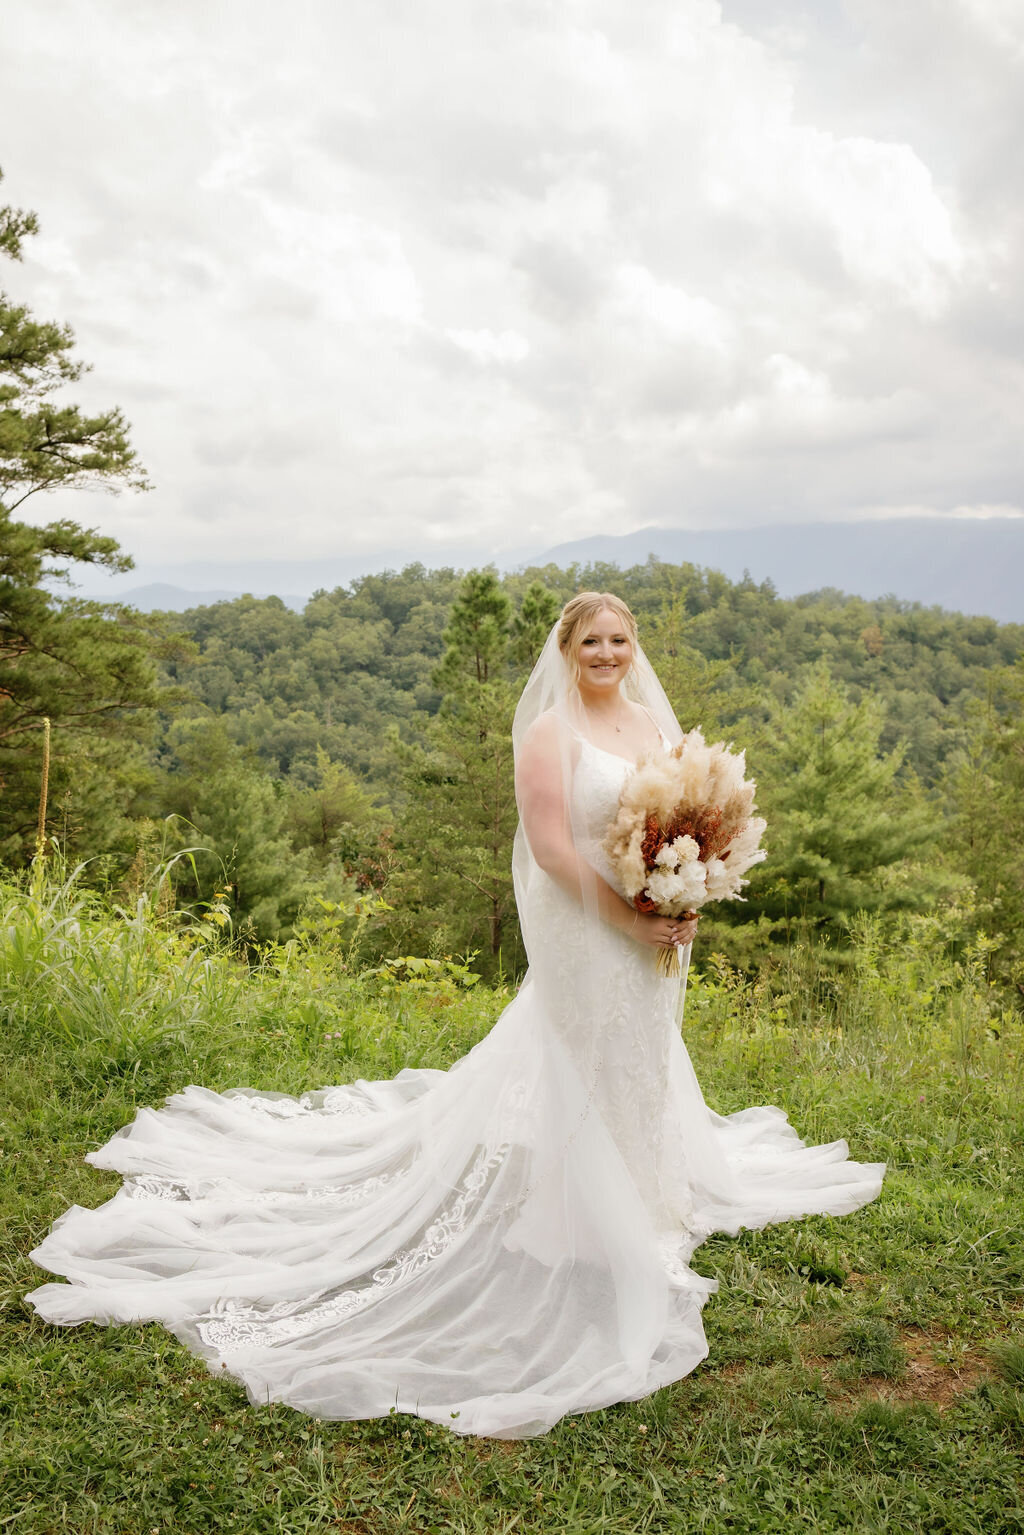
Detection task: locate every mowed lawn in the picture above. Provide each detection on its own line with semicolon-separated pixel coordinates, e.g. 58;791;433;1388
1;883;1022;1534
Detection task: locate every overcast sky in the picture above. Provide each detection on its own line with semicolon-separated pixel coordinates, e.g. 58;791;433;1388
2;0;1023;579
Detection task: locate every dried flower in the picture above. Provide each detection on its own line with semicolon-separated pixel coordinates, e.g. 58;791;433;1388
605;729;767;975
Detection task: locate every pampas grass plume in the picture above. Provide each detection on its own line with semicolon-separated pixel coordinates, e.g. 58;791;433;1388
605;728;767;916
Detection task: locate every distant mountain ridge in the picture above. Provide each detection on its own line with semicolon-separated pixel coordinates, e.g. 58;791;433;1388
75;518;1024;623
539;518;1024;624
103;583;307;613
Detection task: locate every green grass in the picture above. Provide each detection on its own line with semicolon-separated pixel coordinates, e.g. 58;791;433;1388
1;874;1023;1533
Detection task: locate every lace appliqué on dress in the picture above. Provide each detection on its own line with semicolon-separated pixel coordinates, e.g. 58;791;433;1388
222;1085;379;1120
123;1174;191;1202
196;1141;511;1353
124;1169;408;1208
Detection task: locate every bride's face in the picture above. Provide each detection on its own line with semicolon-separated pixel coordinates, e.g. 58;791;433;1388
575;608;634;697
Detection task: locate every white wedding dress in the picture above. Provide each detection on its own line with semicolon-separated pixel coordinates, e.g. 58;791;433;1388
28;732;885;1438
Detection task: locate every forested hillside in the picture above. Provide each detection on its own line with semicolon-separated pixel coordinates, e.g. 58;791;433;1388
159;560;1022;787
9;553;1017;986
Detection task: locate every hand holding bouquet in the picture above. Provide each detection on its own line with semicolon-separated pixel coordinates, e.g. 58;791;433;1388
604;729;767;976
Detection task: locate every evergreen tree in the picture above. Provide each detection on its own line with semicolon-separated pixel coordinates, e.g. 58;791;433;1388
509;580;559;672
751;662;937;932
390;689;520;971
435;568;510;688
640;593;757;738
0;170;157;860
161;719;309;941
950;660;1024;984
286;745;383;870
0;179;147;516
387;571;520;972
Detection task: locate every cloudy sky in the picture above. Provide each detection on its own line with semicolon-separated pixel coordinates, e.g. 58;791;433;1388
2;0;1023;581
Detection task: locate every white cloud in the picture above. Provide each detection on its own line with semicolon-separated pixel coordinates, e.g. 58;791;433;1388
0;0;1020;569
446;329;531;364
612;266;732;351
691;354;928;456
958;0;1024;58
853;501;1024;521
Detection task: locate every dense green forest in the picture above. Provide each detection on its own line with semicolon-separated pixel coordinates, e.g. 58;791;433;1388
157;561;1023;786
4;544;1023;987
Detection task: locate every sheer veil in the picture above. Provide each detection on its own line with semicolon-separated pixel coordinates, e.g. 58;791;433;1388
498;619;689;1237
511;615;682;969
511;615;682;754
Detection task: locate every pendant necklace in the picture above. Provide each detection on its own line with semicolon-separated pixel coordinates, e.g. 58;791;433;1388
589;703;626;732
584;697;627;735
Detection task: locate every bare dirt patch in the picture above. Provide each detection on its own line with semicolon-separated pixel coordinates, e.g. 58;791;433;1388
824;1327;990;1412
879;1329;988;1409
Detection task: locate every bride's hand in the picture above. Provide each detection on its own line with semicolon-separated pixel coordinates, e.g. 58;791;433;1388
632;912;698;948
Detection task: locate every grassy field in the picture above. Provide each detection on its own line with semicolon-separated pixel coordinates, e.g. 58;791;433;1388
1;874;1023;1534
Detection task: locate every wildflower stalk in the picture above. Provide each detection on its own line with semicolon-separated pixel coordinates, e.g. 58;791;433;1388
35;716;51;861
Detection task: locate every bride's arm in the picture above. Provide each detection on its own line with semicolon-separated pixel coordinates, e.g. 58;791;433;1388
516;716;688;946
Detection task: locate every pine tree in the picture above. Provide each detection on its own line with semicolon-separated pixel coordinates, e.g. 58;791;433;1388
387;570;521;972
434;568;510;688
286;745;382;870
752;662;937;931
640;593;757;737
509;580;559;672
950;660;1024;985
0;169;157;860
0;169;148;516
161;719;310;941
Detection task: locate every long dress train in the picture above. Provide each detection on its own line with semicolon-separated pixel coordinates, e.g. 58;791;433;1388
28;739;884;1438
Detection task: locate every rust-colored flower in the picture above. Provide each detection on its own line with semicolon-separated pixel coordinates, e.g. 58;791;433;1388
640;814;668;866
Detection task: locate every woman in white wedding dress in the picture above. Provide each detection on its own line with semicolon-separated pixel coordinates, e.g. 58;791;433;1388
28;592;884;1438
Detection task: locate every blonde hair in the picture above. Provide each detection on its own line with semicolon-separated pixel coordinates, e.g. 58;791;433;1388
557;591;639;687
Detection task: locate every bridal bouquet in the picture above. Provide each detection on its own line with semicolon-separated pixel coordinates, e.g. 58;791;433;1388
604;729;767;977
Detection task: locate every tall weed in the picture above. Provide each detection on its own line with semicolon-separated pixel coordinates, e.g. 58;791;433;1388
0;862;240;1079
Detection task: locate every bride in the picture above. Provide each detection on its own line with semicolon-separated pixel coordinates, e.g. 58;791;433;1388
28;591;884;1438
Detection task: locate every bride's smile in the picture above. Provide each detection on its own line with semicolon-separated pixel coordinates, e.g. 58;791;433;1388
577;611;633;702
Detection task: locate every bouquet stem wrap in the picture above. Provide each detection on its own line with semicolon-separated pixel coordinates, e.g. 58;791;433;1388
656;917;697;978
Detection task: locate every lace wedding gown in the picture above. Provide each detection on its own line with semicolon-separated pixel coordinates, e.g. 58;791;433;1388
28;737;884;1438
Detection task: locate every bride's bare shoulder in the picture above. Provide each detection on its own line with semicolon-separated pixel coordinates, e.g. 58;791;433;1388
522;709;564;743
625;698;668;748
517;710;579;767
